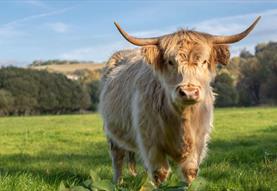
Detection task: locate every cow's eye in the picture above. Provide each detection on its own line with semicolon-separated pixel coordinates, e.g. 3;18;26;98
168;60;174;66
202;60;208;66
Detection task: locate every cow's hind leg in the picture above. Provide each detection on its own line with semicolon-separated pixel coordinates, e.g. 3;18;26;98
109;139;125;183
127;151;137;176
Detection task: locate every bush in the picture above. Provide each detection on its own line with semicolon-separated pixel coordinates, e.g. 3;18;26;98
86;80;100;111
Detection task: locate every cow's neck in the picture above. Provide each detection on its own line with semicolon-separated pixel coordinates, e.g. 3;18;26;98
161;91;214;162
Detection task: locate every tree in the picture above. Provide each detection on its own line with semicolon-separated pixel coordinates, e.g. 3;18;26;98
255;42;277;104
86;80;100;111
235;42;277;106
0;89;14;115
237;57;262;106
213;72;238;107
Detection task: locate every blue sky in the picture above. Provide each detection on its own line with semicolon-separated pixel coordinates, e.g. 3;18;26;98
0;0;277;66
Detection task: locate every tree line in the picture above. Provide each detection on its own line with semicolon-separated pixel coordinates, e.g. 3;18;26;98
213;42;277;107
0;67;99;116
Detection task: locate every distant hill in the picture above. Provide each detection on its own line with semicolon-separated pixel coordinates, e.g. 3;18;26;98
30;63;104;73
29;60;105;81
29;59;104;67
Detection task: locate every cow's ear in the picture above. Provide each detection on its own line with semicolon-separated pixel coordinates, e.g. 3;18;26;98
141;45;164;70
213;44;230;65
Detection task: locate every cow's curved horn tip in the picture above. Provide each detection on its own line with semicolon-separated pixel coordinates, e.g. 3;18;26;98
253;16;261;27
114;21;119;27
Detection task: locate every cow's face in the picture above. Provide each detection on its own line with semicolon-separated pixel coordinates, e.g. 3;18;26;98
142;36;230;108
159;39;214;108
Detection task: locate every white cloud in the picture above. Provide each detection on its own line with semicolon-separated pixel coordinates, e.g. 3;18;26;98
48;22;69;33
191;9;277;55
60;41;133;61
230;43;256;56
193;9;277;35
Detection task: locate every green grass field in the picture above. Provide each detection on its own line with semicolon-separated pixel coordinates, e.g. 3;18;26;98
0;108;276;191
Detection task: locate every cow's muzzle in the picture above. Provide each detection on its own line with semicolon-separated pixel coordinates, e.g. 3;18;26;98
176;84;200;104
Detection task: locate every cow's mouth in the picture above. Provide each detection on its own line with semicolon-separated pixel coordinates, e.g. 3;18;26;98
183;99;198;105
172;99;199;112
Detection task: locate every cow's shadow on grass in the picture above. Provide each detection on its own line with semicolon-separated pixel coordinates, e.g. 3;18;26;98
0;141;111;188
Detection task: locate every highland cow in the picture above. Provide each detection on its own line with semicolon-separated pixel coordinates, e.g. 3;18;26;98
99;17;260;185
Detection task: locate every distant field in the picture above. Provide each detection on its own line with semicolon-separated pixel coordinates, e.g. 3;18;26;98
30;63;104;73
0;108;276;190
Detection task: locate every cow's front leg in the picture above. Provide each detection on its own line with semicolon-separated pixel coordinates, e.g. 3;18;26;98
178;135;198;184
140;144;170;185
149;147;170;185
179;131;209;184
178;117;200;184
180;156;198;184
133;113;170;185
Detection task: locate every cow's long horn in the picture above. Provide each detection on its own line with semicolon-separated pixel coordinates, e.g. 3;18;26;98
211;16;261;44
114;22;159;46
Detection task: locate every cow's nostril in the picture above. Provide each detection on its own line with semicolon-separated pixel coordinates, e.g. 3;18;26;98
195;89;199;97
178;89;186;97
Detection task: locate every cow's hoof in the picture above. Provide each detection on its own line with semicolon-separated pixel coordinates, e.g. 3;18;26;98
184;168;198;184
153;168;169;186
129;168;137;176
